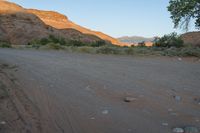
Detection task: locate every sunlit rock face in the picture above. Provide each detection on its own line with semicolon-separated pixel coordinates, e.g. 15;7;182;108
0;0;121;45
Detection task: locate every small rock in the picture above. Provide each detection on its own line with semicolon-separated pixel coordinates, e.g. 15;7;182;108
102;110;109;115
184;126;199;133
168;108;173;112
85;86;91;91
124;97;137;102
162;123;169;126
90;117;95;120
170;112;178;116
172;127;184;133
0;121;6;125
174;95;181;101
178;58;182;61
194;98;200;105
139;95;144;98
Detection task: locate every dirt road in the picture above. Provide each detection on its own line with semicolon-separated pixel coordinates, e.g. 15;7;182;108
0;48;200;133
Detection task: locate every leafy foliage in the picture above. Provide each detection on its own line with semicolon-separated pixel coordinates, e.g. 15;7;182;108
168;0;200;30
154;32;184;48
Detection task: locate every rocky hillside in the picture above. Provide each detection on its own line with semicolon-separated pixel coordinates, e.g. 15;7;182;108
0;1;120;45
27;9;120;45
181;31;200;47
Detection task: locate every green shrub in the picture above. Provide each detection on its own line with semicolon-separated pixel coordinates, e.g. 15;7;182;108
0;41;11;48
124;47;135;55
59;37;66;46
67;40;86;47
47;43;64;50
32;43;40;49
179;47;200;57
154;32;184;48
28;35;107;48
162;47;179;56
77;46;96;53
97;46;121;54
90;40;106;47
28;35;67;48
40;38;49;45
49;35;59;43
161;47;200;57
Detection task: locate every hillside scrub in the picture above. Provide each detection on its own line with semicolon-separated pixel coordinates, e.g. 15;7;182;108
64;46;200;57
1;36;199;57
28;35;107;48
26;40;200;57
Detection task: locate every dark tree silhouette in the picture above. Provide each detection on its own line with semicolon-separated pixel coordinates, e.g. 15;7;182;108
168;0;200;30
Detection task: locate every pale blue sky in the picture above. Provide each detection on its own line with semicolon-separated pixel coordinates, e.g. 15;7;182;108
9;0;196;37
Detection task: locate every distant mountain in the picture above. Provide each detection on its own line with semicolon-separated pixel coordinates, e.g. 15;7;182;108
118;36;155;44
0;1;122;45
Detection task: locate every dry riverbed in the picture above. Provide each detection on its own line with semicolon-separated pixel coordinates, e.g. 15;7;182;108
0;48;200;133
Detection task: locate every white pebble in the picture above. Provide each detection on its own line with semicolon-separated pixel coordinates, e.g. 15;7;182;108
172;127;184;133
0;121;6;125
102;110;109;115
162;123;169;126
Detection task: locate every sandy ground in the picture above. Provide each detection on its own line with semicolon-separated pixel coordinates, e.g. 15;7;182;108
0;48;200;133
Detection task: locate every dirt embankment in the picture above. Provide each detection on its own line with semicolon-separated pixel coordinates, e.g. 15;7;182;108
0;63;41;133
181;31;200;47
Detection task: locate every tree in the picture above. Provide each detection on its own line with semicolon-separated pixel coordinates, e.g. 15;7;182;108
168;0;200;30
154;32;184;48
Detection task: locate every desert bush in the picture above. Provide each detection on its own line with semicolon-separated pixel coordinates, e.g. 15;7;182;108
63;46;200;57
42;35;66;46
47;43;64;50
28;35;108;48
178;47;200;57
29;40;41;49
67;40;86;47
28;35;67;48
31;43;40;49
154;32;184;48
40;38;49;45
49;35;59;43
96;46;122;54
0;41;11;48
90;40;106;47
161;47;200;57
162;47;179;56
59;37;66;46
77;46;96;53
124;47;135;55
